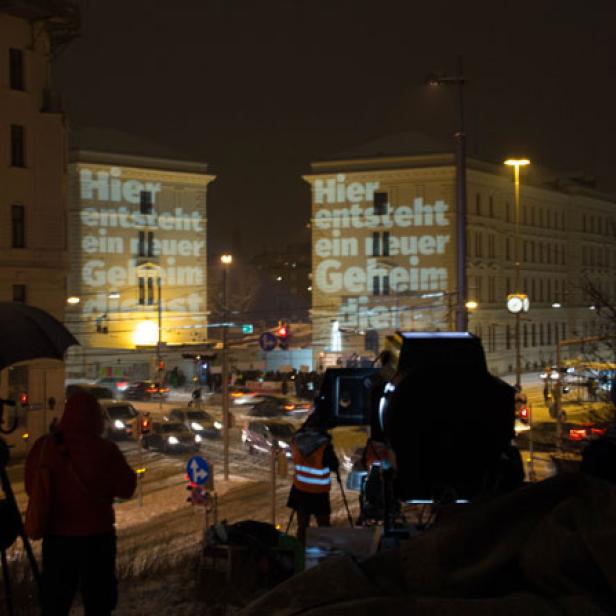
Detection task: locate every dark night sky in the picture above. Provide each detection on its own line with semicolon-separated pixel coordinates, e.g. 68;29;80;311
53;0;616;258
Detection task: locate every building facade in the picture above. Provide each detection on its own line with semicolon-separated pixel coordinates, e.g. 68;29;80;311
66;149;214;380
0;1;78;449
306;149;616;375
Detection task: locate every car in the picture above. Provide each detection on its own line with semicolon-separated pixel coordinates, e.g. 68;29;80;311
65;383;115;400
230;386;265;406
246;396;312;418
142;421;201;453
99;400;141;440
124;381;169;401
241;420;295;457
96;377;131;398
168;408;222;438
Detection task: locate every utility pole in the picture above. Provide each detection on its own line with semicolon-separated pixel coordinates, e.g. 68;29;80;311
157;275;163;413
427;56;467;332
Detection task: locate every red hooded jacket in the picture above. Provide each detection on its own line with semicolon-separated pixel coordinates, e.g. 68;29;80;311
25;392;136;536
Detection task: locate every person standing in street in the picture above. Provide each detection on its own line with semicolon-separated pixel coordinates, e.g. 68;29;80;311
287;423;339;546
25;392;136;616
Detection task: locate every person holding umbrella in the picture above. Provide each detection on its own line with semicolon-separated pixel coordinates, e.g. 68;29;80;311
25;392;136;615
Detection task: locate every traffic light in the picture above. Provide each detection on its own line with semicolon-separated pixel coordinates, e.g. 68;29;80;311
277;322;289;350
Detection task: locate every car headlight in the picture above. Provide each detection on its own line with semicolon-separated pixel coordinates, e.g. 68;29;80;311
191;422;204;431
195;434;202;443
278;440;289;449
114;419;125;429
214;421;222;430
167;436;179;445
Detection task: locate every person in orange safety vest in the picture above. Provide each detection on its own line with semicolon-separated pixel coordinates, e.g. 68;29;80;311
287;425;339;545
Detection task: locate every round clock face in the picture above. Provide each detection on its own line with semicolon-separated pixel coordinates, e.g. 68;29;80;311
507;296;523;314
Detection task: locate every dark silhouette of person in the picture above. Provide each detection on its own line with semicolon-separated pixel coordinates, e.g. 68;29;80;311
25;392;136;615
580;423;616;485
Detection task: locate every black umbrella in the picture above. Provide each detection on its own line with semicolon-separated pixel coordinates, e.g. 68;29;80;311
0;302;79;370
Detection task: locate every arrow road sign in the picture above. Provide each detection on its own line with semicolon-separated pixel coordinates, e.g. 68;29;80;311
186;455;210;485
259;331;277;352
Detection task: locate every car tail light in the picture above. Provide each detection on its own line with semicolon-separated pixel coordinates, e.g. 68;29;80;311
591;428;607;437
117;381;129;391
284;404;295;411
569;428;587;441
519;407;529;420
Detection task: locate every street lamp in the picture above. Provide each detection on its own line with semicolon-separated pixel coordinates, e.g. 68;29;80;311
427;56;468;332
504;158;531;389
220;253;233;481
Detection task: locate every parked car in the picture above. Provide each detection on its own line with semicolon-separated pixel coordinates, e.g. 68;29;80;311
143;421;201;453
241;420;295;457
65;383;115;400
168;408;222;438
246;396;312;418
99;400;141;440
124;381;169;401
96;377;131;398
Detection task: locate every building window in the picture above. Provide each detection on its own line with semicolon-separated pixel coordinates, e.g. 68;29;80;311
554;322;559;345
372;276;380;296
523;324;528;348
531;324;536;347
506;237;511;261
475;193;481;215
11;204;25;248
12;284;26;303
383;276;390;296
10;125;25;167
147;231;154;257
373;192;388;216
488;234;495;259
474;232;482;258
9;48;24;90
147;278;154;305
547;322;552;345
138;278;145;305
382;231;390;257
506;325;511;350
489;196;494;217
372;232;380;256
138;231;145;257
140;190;153;215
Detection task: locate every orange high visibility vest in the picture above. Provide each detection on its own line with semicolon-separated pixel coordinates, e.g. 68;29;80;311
292;441;331;494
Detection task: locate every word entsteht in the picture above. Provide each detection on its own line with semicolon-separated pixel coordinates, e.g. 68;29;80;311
314;199;449;229
81;207;204;232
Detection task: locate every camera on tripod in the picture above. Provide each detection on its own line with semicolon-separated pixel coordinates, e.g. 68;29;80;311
312;332;519;511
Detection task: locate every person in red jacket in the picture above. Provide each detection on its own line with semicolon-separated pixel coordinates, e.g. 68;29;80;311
25;392;136;616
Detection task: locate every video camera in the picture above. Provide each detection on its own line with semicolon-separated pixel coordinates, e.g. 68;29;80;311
312;332;517;503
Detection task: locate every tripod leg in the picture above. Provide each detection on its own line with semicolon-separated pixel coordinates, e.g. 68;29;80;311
336;473;354;528
285;509;295;534
1;548;14;616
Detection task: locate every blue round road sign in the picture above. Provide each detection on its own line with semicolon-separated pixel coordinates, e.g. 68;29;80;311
186;455;210;485
259;331;277;352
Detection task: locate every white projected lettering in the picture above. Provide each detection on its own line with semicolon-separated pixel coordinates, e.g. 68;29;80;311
313;175;453;331
80;167;162;204
78;166;205;322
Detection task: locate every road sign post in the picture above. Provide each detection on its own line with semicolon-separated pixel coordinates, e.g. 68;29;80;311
259;332;277;352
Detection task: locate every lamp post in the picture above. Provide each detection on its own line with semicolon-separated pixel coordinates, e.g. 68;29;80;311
220;253;233;481
427;56;467;332
504;159;530;390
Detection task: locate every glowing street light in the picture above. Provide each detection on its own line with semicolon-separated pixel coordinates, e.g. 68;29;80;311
66;296;80;305
465;300;479;310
